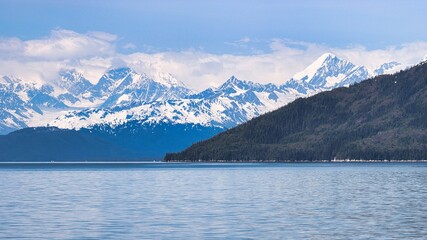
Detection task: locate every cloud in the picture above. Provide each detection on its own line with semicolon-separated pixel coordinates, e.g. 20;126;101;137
225;37;252;47
0;29;117;84
123;43;137;50
0;38;25;57
87;31;118;42
0;29;116;61
0;29;427;90
330;42;427;70
119;41;427;90
192;61;224;77
23;29;116;60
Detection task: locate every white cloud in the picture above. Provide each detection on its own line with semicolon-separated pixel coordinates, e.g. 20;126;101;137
22;29;116;60
0;29;116;62
225;37;252;47
330;42;427;70
0;38;25;57
123;43;137;50
0;29;117;85
87;31;118;42
0;29;427;90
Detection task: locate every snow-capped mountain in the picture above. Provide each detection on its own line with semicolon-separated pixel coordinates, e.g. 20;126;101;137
289;53;371;90
0;75;71;134
49;76;306;130
0;77;34;133
374;61;402;75
95;67;193;108
0;68;196;134
0;53;409;135
56;70;95;106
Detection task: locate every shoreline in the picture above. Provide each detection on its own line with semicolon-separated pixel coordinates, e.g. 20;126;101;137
164;159;427;163
1;159;427;164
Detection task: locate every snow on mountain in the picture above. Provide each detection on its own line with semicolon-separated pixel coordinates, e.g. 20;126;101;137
154;72;195;96
0;76;51;133
91;67;194;108
0;54;392;134
290;53;371;89
153;72;188;89
374;61;402;75
56;70;95;106
0;83;33;133
0;71;98;133
57;70;93;96
90;67;134;99
0;75;70;110
0;67;196;134
49;76;306;130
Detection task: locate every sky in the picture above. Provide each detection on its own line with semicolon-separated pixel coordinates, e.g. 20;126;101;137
1;0;427;90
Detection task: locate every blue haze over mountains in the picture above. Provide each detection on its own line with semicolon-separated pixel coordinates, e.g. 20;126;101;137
0;53;409;160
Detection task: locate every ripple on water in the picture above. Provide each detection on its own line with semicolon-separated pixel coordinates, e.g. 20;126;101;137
0;162;426;239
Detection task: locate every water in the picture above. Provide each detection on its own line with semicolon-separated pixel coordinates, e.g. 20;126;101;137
0;163;426;239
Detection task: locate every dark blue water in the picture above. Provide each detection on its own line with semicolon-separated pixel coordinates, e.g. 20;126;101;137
0;162;426;239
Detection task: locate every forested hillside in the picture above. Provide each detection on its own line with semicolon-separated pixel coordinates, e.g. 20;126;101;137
165;62;427;161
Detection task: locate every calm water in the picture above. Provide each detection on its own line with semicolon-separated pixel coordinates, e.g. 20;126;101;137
0;162;426;239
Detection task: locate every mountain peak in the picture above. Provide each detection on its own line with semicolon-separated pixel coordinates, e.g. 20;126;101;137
229;75;238;81
312;52;340;68
293;53;346;81
291;52;367;89
374;61;402;75
104;67;135;78
319;52;338;61
153;72;188;89
218;76;251;91
59;69;84;82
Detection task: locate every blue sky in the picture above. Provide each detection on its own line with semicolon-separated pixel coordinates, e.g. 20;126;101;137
0;0;427;89
1;0;426;54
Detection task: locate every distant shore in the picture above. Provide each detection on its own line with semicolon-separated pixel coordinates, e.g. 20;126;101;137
164;159;427;163
1;160;427;164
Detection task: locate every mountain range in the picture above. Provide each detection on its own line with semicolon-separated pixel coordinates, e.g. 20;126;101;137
0;53;404;134
0;53;411;160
